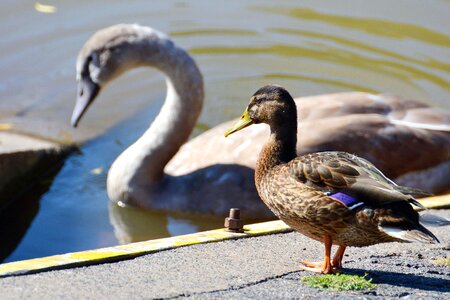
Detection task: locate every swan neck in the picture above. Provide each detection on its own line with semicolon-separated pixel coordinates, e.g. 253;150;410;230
113;39;204;189
141;47;203;179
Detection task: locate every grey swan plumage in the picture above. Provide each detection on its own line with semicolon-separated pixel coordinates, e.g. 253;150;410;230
71;24;450;217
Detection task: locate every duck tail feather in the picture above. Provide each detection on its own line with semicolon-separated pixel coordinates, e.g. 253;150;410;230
408;198;426;209
381;226;439;244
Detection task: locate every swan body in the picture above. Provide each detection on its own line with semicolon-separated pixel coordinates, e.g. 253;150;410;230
72;24;450;217
170;92;450;194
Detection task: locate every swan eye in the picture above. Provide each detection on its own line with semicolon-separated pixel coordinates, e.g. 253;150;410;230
90;52;100;66
88;53;101;83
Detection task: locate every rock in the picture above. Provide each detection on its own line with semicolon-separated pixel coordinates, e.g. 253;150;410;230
0;132;72;210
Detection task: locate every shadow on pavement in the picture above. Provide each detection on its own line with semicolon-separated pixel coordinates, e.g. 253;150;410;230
346;268;450;292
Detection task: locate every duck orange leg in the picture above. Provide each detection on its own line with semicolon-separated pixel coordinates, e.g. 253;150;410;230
332;245;346;269
299;235;334;274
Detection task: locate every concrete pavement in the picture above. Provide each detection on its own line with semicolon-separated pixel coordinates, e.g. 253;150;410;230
0;209;448;299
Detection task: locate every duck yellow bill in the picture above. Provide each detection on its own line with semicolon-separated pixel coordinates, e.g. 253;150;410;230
224;108;253;137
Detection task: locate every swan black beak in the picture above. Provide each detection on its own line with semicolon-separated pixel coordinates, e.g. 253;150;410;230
71;76;100;127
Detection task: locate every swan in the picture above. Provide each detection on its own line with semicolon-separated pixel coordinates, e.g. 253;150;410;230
71;24;450;217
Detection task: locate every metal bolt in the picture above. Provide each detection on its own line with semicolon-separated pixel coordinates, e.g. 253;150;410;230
224;208;244;232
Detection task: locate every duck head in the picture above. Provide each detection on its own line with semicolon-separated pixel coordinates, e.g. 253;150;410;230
224;85;297;137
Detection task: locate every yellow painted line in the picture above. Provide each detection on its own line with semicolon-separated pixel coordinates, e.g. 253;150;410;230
34;2;57;14
0;220;291;277
0;123;13;131
417;194;450;210
0;194;448;278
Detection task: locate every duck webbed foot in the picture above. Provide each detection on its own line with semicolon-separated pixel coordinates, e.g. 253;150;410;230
299;260;334;274
299;236;346;274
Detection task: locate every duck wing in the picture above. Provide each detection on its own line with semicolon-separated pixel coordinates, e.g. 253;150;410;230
288;151;439;243
288;151;427;209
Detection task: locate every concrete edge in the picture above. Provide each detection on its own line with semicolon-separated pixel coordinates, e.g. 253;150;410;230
0;130;76;210
416;194;450;210
0;220;292;277
0;195;448;278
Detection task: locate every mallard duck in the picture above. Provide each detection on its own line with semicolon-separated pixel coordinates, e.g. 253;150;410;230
225;85;439;274
72;24;449;216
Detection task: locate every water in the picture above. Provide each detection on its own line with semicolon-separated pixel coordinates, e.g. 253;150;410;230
1;0;449;262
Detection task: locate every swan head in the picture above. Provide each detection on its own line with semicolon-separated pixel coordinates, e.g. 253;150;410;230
71;24;170;127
